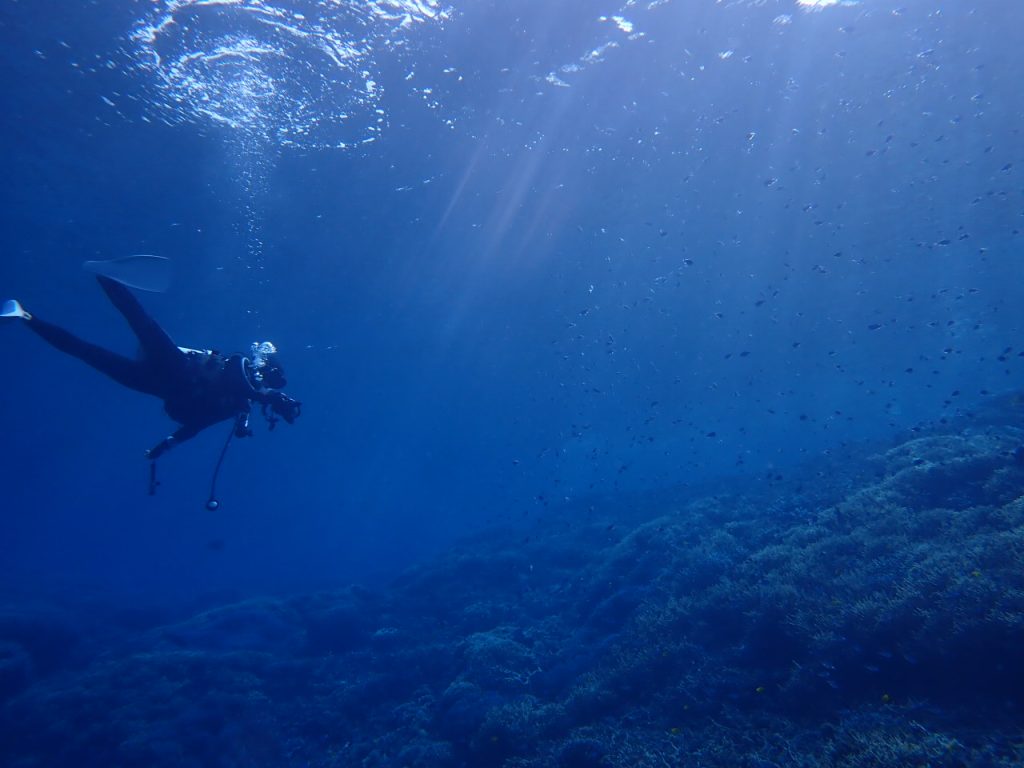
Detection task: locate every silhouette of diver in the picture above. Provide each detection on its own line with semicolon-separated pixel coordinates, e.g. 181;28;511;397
3;271;301;469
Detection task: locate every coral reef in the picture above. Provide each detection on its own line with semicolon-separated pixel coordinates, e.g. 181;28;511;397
2;414;1023;766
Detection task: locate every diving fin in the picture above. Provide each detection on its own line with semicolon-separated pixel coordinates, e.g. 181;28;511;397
1;299;31;320
82;254;172;293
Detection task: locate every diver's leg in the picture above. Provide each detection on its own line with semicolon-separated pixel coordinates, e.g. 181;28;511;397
96;276;184;372
25;316;161;395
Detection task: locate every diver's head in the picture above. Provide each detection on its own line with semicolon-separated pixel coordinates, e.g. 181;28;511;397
249;341;287;389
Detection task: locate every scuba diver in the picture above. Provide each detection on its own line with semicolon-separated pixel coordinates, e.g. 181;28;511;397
2;256;301;508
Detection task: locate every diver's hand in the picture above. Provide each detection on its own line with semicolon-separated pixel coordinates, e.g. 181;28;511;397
270;393;301;424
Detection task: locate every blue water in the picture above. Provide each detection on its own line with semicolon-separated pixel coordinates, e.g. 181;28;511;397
1;1;1022;765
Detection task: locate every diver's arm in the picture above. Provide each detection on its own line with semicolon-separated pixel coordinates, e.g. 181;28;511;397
146;412;252;458
145;424;201;459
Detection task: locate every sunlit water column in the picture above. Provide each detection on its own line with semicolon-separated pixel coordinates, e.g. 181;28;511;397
130;0;449;278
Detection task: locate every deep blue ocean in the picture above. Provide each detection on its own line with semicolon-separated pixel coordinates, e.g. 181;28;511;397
1;1;1022;766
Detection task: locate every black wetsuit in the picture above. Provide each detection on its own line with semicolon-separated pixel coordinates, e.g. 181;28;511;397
27;276;299;458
